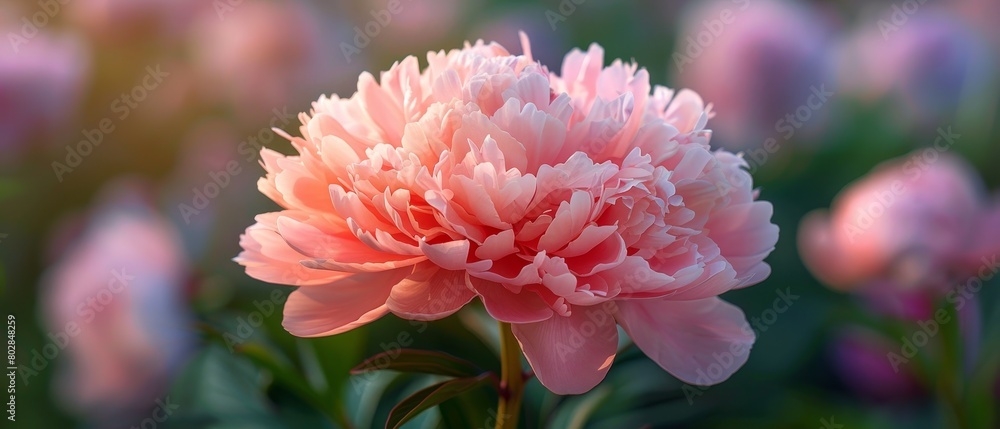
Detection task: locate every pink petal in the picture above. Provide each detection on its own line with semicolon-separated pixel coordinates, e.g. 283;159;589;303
418;239;491;271
277;216;425;273
615;297;755;385
236;212;348;286
512;304;619;394
468;276;553;323
282;267;412;337
387;266;475;320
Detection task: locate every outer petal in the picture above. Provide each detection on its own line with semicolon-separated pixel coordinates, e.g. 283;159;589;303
235;212;348;286
282;268;412;337
615;297;754;385
467;276;553;323
797;210;863;290
512;304;619;394
387;265;475;320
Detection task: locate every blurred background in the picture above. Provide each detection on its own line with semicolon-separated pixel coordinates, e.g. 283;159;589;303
1;0;999;428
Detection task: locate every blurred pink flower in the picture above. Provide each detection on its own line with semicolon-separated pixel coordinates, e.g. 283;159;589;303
953;0;1000;48
43;180;193;420
674;0;835;150
191;0;349;122
0;32;89;162
236;36;778;394
68;0;204;41
798;153;995;293
835;13;992;127
361;0;463;50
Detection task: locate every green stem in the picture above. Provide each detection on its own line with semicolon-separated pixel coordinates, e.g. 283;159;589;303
496;322;524;429
938;302;966;429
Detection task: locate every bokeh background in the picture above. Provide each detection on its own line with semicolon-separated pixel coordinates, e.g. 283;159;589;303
2;0;999;428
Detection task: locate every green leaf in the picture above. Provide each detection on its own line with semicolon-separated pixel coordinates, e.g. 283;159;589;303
436;385;498;429
238;343;318;403
385;374;494;429
167;344;287;429
549;386;613;429
351;349;483;379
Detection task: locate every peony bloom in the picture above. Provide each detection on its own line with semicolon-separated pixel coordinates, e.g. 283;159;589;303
236;36;778;394
191;0;354;122
43;180;194;421
835;13;992;129
674;0;835;150
0;30;89;163
799;152;996;294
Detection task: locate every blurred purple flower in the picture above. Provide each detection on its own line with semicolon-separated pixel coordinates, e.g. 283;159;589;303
43;180;193;422
832;301;981;400
0;32;89;163
835;13;992;128
831;326;923;401
674;0;836;150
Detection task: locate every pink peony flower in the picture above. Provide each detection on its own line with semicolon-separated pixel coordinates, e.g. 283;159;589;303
799;152;995;293
236;36;778;394
0;30;89;162
191;0;356;122
43;180;194;421
674;0;835;150
834;13;992;129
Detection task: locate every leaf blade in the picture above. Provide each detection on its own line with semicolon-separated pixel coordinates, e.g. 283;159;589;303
386;374;494;429
351;349;483;379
